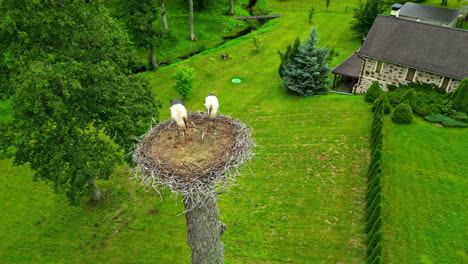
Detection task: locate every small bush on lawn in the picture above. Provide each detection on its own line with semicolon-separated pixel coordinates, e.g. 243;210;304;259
365;81;383;103
392;103;413;124
424;114;468;127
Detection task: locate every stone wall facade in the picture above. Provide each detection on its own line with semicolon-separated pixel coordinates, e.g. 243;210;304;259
353;58;461;94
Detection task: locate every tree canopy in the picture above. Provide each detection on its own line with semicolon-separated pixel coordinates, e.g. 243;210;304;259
0;0;160;204
350;0;385;38
281;28;330;96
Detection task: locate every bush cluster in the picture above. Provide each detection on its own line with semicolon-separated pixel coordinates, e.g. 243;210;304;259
366;98;384;264
387;81;449;116
424;114;468;128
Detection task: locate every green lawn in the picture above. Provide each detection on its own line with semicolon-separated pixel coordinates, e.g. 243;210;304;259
382;117;468;264
1;0;466;263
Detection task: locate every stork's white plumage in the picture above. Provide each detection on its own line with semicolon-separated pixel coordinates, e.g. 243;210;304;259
170;98;188;140
204;94;219;119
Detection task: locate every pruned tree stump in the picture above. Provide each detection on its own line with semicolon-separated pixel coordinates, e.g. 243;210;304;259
133;112;254;264
221;53;229;60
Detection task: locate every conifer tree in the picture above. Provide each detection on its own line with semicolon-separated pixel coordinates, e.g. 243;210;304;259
281;28;330;96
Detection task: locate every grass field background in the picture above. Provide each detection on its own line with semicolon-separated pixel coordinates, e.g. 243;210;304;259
0;0;466;263
382;117;468;264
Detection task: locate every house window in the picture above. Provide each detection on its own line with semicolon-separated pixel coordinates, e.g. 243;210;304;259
440;77;451;91
375;61;384;73
405;68;416;81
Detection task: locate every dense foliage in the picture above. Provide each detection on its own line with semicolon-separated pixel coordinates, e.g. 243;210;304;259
392;103;413;124
451;78;468;115
402;88;416;109
364;81;383;103
0;0;160;204
281;28;330;96
387;82;450;116
278;37;301;78
117;0;163;70
350;0;386;38
372;94;391;114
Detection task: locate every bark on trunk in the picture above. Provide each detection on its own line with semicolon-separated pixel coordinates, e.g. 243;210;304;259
87;178;102;201
189;0;195;41
150;47;159;70
161;0;168;30
440;0;447;5
230;0;234;16
183;192;225;264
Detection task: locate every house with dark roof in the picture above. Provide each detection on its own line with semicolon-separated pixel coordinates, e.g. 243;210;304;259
333;15;468;94
392;2;460;27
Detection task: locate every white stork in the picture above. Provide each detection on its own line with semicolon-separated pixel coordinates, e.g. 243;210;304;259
204;93;219;132
170;98;188;141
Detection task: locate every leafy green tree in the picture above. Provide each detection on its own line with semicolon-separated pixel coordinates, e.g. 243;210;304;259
350;0;385;38
451;78;468;114
364;81;384;103
278;37;301;78
161;0;169;30
282;28;330;96
173;66;195;98
118;0;162;70
0;0;160;204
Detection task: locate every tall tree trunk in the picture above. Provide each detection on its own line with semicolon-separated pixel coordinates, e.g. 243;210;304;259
230;0;234;16
183;191;225;264
189;0;195;41
87;178;102;201
440;0;447;5
161;0;168;30
150;46;159;70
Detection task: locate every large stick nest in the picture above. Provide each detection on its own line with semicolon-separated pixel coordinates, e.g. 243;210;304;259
133;112;255;202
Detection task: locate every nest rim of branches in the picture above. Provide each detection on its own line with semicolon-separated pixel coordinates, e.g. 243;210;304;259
133;111;254;202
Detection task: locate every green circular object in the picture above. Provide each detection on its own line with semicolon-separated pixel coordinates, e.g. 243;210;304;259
232;78;242;84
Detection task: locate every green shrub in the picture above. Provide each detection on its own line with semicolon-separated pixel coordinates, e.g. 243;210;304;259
374;94;392;114
172;65;194;98
369;149;381;165
367;230;382;255
388;81;449;116
367;217;382;243
392;103;413;124
364;81;383;103
451;78;468;114
402;88;416;109
424;114;468;128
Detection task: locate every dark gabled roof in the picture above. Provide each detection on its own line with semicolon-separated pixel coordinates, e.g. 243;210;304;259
332;54;363;78
399;2;459;24
359;15;468;80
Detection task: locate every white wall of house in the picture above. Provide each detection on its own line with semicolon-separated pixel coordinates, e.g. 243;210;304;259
353;58;460;94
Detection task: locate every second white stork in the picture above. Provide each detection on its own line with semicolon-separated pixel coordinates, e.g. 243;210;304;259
204;93;219;132
170;98;188;141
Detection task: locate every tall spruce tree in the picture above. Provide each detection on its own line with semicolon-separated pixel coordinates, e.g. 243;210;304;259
278;37;301;78
0;0;160;204
281;28;330;96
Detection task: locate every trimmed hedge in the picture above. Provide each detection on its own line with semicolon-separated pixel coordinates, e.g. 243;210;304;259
392;103;413;124
365;98;384;263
